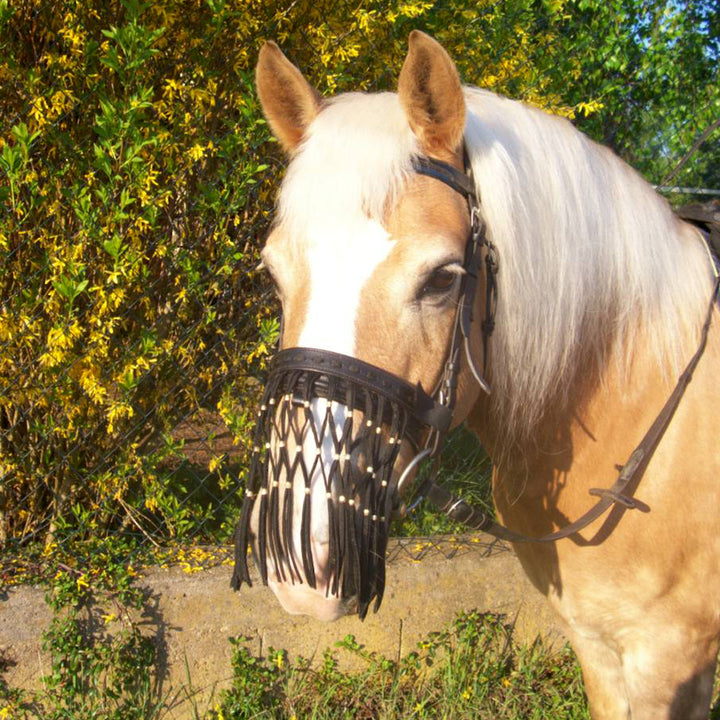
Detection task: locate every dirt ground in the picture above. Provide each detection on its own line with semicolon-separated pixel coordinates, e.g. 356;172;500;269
0;535;562;718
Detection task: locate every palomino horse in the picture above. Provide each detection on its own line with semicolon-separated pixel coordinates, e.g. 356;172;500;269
232;32;720;719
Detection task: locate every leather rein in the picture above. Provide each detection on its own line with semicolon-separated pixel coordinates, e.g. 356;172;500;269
412;151;720;544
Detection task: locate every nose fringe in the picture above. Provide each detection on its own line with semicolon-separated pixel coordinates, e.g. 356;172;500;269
232;350;427;618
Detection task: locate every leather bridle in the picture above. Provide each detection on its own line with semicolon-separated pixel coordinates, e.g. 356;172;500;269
233;146;720;608
412;149;720;544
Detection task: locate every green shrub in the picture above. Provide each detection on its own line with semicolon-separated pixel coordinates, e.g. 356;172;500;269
2;0;714;560
0;0;587;555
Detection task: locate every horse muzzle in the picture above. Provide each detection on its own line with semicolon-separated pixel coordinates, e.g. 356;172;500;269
231;346;452;619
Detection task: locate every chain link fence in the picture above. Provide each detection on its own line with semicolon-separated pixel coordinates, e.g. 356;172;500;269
1;0;718;588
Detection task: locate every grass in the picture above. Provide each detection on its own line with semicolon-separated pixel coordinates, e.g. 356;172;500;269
210;612;589;720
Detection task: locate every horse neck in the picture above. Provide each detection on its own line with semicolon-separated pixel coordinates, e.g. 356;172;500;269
467;309;719;508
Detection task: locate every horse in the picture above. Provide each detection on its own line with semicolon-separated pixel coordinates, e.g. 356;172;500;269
231;31;720;719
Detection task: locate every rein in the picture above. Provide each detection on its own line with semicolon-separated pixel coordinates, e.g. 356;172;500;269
414;152;720;544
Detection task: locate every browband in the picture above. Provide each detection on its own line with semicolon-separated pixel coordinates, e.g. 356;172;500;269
413;156;477;199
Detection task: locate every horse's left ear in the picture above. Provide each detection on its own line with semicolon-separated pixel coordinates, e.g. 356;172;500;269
398;31;466;158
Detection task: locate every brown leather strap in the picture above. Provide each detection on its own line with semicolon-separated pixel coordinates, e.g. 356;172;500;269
270;346;453;433
426;274;720;543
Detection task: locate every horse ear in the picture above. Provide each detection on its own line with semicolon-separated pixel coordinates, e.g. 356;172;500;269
256;42;322;154
398;31;465;158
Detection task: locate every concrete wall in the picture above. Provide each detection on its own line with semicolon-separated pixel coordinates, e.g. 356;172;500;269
0;536;563;718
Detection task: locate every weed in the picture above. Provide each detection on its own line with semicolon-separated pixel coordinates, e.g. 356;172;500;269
210;611;589;720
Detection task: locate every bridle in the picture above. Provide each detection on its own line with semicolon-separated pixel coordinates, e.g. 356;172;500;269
412;149;720;544
230;149;495;616
232;144;720;614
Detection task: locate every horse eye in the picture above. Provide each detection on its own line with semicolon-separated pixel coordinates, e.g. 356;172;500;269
421;268;457;297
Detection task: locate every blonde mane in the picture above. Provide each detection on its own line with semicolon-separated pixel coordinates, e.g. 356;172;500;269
277;88;713;434
463;88;712;432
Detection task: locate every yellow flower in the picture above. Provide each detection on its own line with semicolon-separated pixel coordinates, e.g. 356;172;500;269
188;143;205;161
29;95;49;128
76;574;89;591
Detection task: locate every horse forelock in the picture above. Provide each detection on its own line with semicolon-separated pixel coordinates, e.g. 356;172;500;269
277;92;420;239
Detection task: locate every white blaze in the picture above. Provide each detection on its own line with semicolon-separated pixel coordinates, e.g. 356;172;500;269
298;218;395;354
271;216;395;613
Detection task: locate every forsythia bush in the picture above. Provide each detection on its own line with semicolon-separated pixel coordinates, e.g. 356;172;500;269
0;0;593;552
